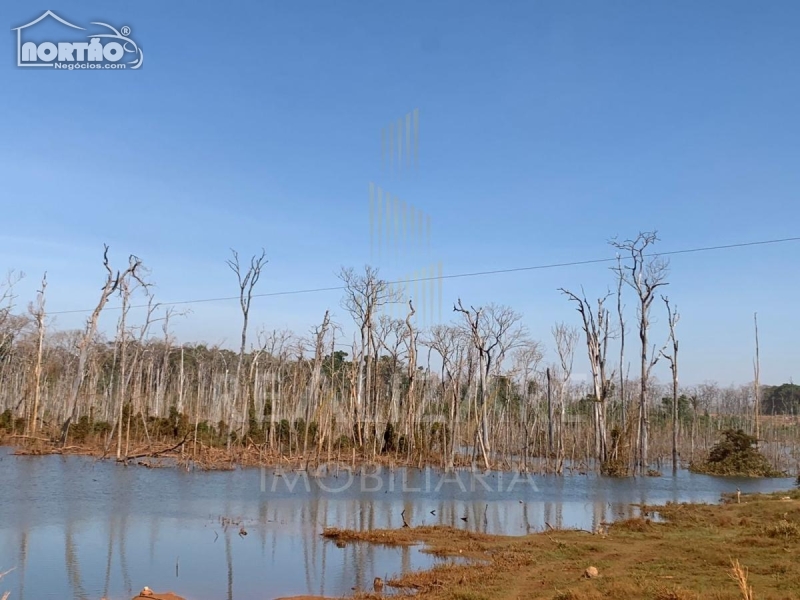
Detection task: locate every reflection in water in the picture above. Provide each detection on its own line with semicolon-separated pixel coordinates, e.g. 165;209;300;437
0;448;793;600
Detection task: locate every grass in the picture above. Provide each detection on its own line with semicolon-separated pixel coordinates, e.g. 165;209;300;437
321;489;800;600
728;559;754;600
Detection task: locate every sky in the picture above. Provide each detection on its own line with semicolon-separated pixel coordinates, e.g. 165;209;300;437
1;0;799;386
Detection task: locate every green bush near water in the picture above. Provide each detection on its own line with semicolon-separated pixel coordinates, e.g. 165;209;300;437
690;428;785;477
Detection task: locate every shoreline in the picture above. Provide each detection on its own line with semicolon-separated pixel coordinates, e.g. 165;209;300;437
1;439;597;476
316;489;800;599
6;441;796;486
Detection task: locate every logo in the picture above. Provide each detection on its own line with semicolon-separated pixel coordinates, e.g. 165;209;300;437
13;10;143;70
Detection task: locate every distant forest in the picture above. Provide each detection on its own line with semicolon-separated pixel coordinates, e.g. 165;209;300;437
761;383;800;415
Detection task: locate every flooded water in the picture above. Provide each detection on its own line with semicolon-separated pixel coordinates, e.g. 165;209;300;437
0;447;794;600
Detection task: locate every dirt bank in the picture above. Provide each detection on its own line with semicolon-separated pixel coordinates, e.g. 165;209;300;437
321;489;800;600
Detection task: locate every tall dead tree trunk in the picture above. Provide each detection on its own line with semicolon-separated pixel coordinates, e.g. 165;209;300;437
28;273;47;435
454;300;525;470
61;246;142;446
615;256;626;426
552;324;578;474
227;248;267;446
425;324;462;470
404;300;418;460
305;310;331;463
611;232;669;474
660;296;680;475
560;288;615;465
339;266;394;450
115;283;130;460
753;312;761;443
546;367;553;455
514;342;542;471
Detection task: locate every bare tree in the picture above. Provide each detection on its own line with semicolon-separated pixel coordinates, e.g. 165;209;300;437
660;296;680;474
114;260;150;459
552;323;579;473
61;246;143;446
403;300;419;459
261;328;294;451
615;255;627;425
27;273;47;435
304;310;331;463
339;266;395;447
0;270;25;359
514;341;544;470
425;323;466;470
560;287;615;464
455;300;525;470
610;232;669;473
753;312;761;443
227;248;268;444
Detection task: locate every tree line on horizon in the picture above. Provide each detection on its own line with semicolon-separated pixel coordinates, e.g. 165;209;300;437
0;232;797;475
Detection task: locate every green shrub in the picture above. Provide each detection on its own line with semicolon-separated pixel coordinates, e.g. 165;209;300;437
0;409;13;431
71;415;91;443
690;429;784;477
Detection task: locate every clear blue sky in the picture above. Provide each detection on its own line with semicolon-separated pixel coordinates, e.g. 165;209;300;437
1;0;799;386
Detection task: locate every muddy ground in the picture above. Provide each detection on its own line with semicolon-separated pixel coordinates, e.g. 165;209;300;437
319;488;800;600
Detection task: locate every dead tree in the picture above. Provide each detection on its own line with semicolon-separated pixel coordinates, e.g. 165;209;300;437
227;248;268;444
61;246;142;446
114;259;150;459
339;266;395;448
514;341;544;470
552;323;578;473
660;296;680;474
425;324;465;470
120;291;160;458
27;273;47;435
560;288;615;464
610;232;669;474
404;299;419;459
454;300;524;470
0;271;24;362
753;312;761;443
305;310;331;462
615;255;627;425
263;329;293;452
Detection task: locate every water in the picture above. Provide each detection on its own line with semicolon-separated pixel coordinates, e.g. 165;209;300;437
0;448;794;600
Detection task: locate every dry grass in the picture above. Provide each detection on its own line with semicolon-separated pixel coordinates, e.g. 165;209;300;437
321;489;800;600
728;559;754;600
762;519;800;539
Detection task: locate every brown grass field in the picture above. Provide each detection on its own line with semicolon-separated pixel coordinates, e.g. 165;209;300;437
316;489;800;600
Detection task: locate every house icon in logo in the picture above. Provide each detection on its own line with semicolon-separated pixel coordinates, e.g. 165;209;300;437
12;10;85;67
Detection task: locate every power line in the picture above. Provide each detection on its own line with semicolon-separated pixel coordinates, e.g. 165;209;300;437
48;235;800;316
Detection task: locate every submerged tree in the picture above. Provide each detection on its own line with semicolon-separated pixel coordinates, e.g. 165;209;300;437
339;265;396;447
611;232;669;474
560;287;615;464
551;322;578;473
227;248;268;444
454;301;526;470
61;246;144;446
660;296;680;474
27;273;47;435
